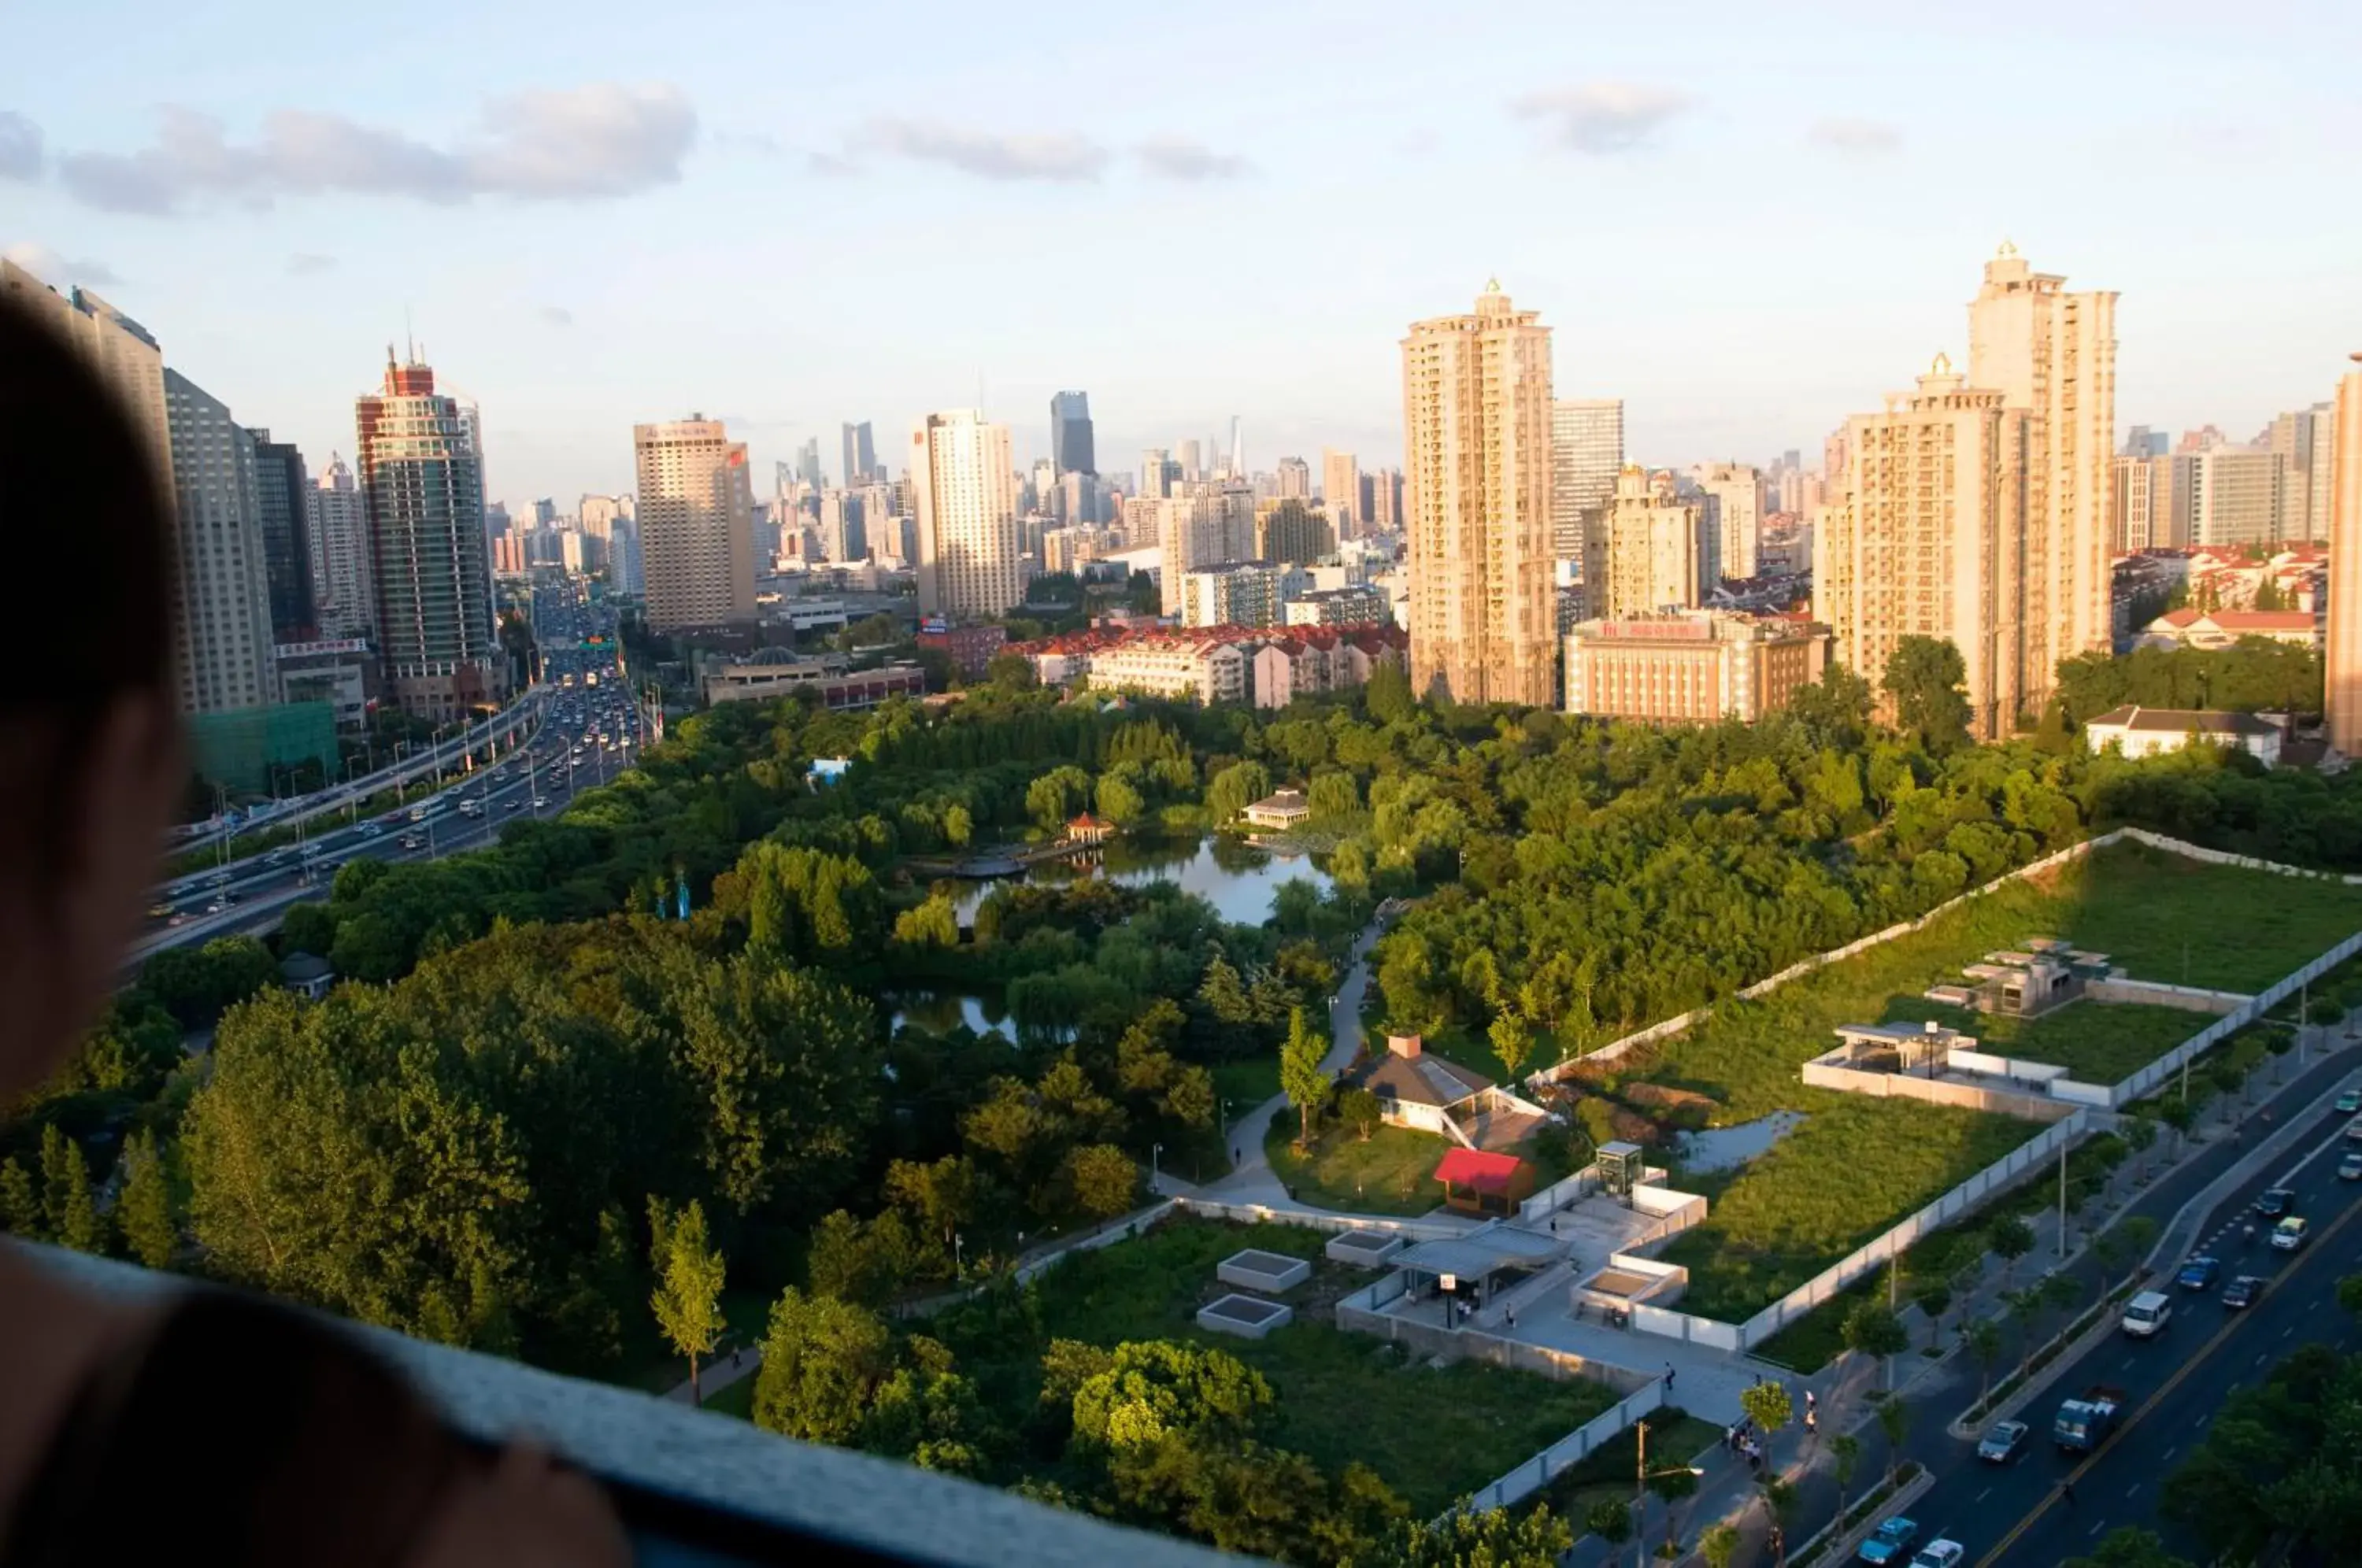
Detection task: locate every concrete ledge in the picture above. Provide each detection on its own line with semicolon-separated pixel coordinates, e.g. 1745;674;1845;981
1196;1292;1293;1340
1325;1230;1405;1267
1216;1248;1311;1292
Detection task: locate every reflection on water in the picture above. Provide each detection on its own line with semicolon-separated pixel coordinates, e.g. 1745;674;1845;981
950;834;1332;928
889;987;1013;1041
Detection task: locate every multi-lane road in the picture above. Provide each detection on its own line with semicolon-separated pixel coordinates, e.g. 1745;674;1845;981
1819;1042;2362;1568
138;582;645;957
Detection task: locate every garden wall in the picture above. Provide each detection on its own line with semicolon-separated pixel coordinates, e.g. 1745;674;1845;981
1462;1381;1669;1514
2104;929;2362;1108
1332;1277;1654;1401
2085;978;2247;1014
1798;1055;2074;1121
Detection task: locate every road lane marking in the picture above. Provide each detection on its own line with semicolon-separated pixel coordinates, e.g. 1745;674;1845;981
1974;1184;2362;1568
2126;1483;2141;1498
2162;1446;2177;1463
1975;1488;1992;1503
2089;1522;2106;1537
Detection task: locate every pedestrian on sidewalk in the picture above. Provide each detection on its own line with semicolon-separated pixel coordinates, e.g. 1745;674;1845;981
1505;1305;1516;1330
1805;1407;1817;1437
1805;1387;1816;1414
1664;1363;1676;1392
1725;1424;1738;1453
2062;1478;2077;1507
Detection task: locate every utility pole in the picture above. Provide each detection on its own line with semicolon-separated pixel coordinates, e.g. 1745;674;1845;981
2057;1142;2068;1257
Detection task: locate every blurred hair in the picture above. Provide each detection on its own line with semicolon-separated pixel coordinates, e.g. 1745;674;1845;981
0;289;177;887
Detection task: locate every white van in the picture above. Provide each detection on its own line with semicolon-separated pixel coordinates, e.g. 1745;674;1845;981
2122;1290;2172;1337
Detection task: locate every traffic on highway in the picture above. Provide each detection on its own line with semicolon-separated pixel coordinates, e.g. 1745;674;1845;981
1920;1071;2362;1566
138;582;645;956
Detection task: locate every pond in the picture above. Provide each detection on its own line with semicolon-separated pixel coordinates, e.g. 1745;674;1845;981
1678;1110;1808;1174
888;986;1013;1042
948;833;1333;929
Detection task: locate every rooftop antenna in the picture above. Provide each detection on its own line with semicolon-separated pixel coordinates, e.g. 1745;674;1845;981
405;305;416;364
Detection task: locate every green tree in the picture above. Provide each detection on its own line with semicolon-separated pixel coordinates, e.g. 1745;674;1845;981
2063;1527;2197;1568
1207;760;1272;825
986;652;1037;689
0;1156;43;1240
1338;1085;1383;1143
648;1197;727;1403
1875;1395;1910;1488
115;1130;177;1270
1064;1144;1139;1224
1964;1317;2005;1406
39;1126;103;1255
1698;1522;1740;1568
1488;1008;1535;1084
753;1286;893;1445
1279;1007;1331;1148
1387;1504;1572;1568
1364;657;1414;725
1830;1432;1863;1538
1883;634;1973;754
1986;1213;2036;1287
2123;1116;2159;1181
1844;1299;1911;1390
1070;1339;1274;1452
1585;1499;1632;1553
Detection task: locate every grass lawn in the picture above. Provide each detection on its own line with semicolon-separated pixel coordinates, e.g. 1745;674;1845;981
1212;1056;1281;1119
1264;1119;1449;1216
939;1217;1617;1515
2059;840;2362;992
1879;994;2203;1085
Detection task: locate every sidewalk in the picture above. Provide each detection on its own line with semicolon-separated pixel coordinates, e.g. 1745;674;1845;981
1571;1019;2361;1566
664;1341;762;1406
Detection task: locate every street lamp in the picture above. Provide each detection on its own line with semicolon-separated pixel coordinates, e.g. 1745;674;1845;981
1151;1143;1164;1190
1631;1419;1706;1568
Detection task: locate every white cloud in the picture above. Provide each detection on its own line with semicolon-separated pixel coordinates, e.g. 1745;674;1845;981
287;251;337;275
1135;135;1251;181
858;118;1107;183
2;240;120;287
1808;116;1903;154
54;84;697;215
537;305;574;327
0;113;41;180
1509;81;1693;154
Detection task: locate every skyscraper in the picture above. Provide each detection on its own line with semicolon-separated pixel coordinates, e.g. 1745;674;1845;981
2327;356;2362;753
1550;399;1624;560
1276;456;1312;499
2;260;281;716
635;416;758;629
841;421;878;487
1051;391;1095;476
246;429;317;642
163;371;281;711
913;409;1020;620
1401;281;1557;707
1817;353;2034;739
1321;449;1358;533
1694;462;1764;582
355;352;505;720
1586;468;1705;618
2269;403;2337;541
1177;438;1203;482
1966;241;2117;677
796;437;824;489
2109;454;2174;551
2171;447;2289;546
308;454;374;641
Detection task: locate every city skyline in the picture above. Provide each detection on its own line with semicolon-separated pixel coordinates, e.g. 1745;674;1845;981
6;1;2358;502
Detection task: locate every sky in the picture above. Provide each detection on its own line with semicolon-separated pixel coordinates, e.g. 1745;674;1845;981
6;0;2360;508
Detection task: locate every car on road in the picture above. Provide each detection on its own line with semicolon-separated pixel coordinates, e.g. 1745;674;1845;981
2222;1274;2265;1308
2271;1215;2309;1251
2346;1121;2362;1146
205;871;232;888
2121;1290;2172;1337
2253;1187;2297;1219
265;849;291;866
2342;1152;2362;1181
204;897;228;915
531;796;549;808
1858;1516;1918;1565
2338;1089;2361;1115
398;834;424;851
2176;1255;2220;1291
168;880;198;898
1975;1419;2029;1463
505;798;524;811
1908;1544;1964;1568
358;822;384;837
167;912;189;926
146;901;175;919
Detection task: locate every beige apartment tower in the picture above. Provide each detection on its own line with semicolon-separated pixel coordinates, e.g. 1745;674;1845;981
1965;242;2117;679
1321;449;1360;534
912;409;1020;622
635;417;758;631
1695;462;1765;581
1401;282;1557;706
1817;354;2034;740
1586;466;1705;619
2328;357;2362;753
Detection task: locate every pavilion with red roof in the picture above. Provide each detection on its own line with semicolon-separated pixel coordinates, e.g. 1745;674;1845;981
1433;1147;1534;1217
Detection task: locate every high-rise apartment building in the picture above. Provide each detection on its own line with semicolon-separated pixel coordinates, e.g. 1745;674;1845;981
1179;561;1307;629
795;438;824;489
913;409;1021;620
1586;467;1705;619
246;430;317;643
841;421;877;487
2171;447;2288;547
1321;449;1358;532
308;455;374;641
816;489;867;564
3;260;282;716
2109;454;2175;551
1256;497;1334;567
1401;282;1557;706
2327;357;2362;753
1050;391;1095;476
1965;241;2117;673
635;417;758;629
163;371;281;712
1550;398;1624;560
355;353;505;720
1140;448;1172;501
1694;462;1765;582
1817;353;2034;739
1177;438;1203;482
1275;456;1312;499
1364;468;1403;534
2269;403;2337;541
1157;483;1257;614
